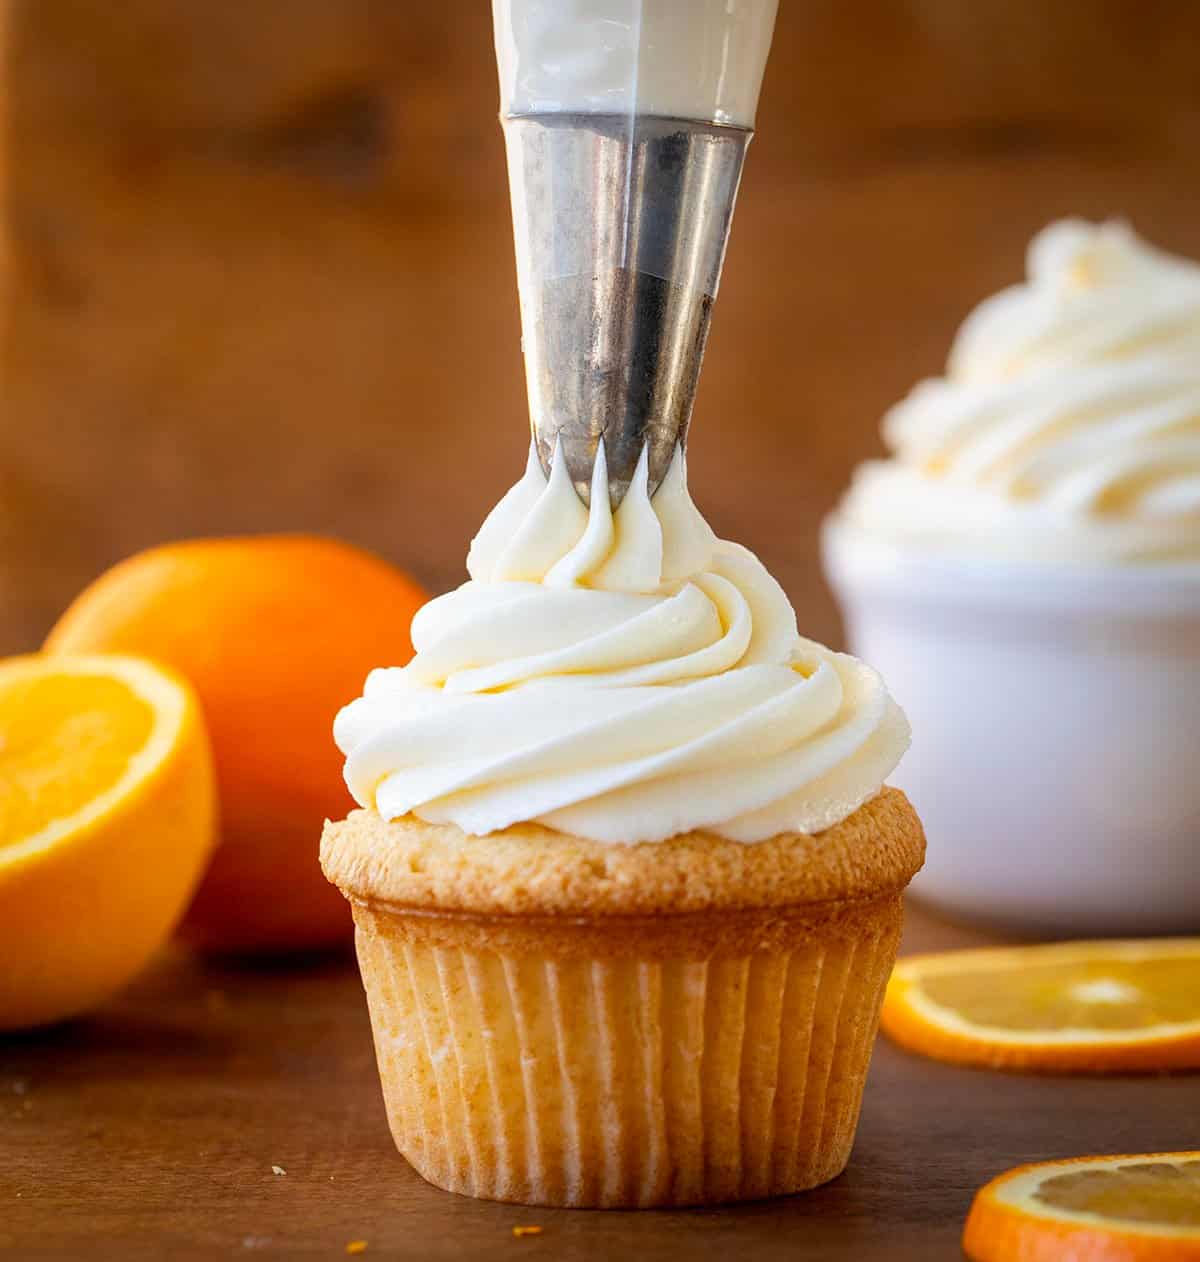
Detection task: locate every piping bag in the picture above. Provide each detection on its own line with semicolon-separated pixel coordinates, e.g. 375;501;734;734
492;0;779;505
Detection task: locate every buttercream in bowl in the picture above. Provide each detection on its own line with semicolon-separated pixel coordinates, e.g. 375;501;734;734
826;220;1200;934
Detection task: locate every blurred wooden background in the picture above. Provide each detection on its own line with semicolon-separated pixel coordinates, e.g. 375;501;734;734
3;0;1200;654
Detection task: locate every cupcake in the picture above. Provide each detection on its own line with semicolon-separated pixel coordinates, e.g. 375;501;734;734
323;442;922;1207
824;220;1200;935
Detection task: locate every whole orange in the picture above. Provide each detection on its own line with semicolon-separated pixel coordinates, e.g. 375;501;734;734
45;535;427;953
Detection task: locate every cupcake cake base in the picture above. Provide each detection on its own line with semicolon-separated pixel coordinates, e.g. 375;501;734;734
323;788;924;1208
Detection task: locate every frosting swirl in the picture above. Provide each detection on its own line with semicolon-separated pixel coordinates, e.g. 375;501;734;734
838;220;1200;563
336;443;909;843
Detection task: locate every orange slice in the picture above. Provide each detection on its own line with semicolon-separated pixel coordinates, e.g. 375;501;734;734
964;1153;1200;1262
0;654;215;1029
882;941;1200;1071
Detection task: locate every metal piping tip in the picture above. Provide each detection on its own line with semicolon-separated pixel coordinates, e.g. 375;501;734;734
503;112;752;506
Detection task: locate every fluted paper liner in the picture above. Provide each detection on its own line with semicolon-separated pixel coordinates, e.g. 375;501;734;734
350;896;902;1207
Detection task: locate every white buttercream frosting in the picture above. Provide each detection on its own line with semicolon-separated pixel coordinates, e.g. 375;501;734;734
837;220;1200;563
336;443;909;844
493;0;779;127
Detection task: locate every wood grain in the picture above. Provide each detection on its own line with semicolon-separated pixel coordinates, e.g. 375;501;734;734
2;903;1197;1261
3;1;1200;653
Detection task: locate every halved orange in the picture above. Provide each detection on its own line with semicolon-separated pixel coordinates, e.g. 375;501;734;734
882;941;1200;1072
964;1153;1200;1262
45;534;428;952
0;654;216;1028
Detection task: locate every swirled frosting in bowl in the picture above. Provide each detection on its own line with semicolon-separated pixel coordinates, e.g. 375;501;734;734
836;220;1200;563
336;444;909;844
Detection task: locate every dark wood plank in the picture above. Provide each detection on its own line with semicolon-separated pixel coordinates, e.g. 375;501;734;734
3;903;1197;1261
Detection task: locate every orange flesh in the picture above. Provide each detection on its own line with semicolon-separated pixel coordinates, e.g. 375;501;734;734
0;673;154;848
1034;1161;1200;1229
921;958;1200;1031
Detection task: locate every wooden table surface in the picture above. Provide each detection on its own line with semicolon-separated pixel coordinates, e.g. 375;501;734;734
4;903;1197;1262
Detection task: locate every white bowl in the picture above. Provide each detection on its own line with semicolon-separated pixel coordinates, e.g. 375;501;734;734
822;521;1200;936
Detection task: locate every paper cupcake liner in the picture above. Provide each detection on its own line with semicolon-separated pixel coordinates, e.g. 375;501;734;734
351;896;902;1207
